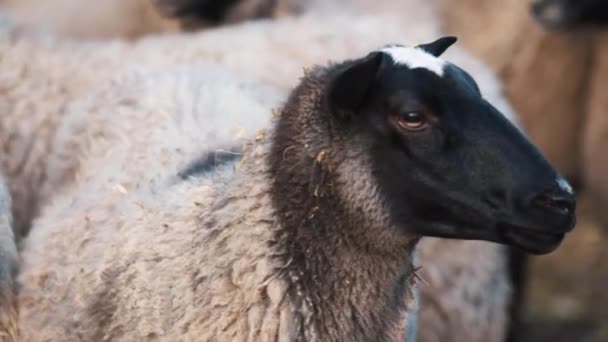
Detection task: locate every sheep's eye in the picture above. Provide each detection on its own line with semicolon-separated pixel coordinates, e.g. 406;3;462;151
397;111;427;131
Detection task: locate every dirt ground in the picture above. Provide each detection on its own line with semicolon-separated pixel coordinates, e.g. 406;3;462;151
519;192;608;342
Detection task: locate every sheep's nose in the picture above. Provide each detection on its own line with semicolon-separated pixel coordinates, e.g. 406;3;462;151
526;187;576;232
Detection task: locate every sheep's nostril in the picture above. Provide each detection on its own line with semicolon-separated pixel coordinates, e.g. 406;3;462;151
531;192;575;216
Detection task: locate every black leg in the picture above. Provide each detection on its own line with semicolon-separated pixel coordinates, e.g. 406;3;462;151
506;248;529;342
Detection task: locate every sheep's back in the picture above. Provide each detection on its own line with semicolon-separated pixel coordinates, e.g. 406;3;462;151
17;66;293;340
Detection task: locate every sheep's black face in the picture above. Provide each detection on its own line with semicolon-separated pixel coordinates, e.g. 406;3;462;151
328;37;576;254
531;0;608;30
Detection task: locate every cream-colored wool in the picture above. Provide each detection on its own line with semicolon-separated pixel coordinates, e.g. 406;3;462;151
17;66;293;340
0;23;120;236
2;2;517;340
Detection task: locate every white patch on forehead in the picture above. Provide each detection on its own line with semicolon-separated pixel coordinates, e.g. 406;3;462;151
378;46;446;76
556;177;574;195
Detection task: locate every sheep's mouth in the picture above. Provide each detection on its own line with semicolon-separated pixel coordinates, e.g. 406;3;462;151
497;223;566;254
412;204;568;254
419;219;566;255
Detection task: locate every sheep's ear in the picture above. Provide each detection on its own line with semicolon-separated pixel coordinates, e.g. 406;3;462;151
328;52;384;118
417;36;458;57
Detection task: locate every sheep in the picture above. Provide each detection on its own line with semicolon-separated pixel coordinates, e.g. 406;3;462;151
12;37;576;341
128;3;528;341
0;2;524;341
129;3;537;341
4;1;548;341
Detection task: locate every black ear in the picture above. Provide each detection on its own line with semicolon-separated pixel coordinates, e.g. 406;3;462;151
328;52;384;117
417;36;458;57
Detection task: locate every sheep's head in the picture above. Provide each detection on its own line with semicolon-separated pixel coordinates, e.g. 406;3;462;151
323;37;575;254
531;0;608;30
153;0;276;29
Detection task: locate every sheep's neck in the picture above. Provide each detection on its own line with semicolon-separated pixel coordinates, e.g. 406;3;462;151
269;153;418;342
264;65;420;341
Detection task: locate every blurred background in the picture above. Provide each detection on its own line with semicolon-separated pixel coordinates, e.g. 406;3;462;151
0;0;606;341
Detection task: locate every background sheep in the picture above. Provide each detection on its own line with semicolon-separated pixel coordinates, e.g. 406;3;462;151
0;2;527;341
